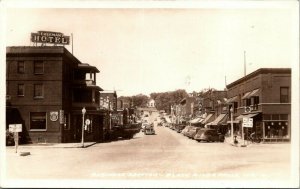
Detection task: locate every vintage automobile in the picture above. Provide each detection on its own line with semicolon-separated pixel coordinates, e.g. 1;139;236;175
144;126;155;135
185;126;202;139
174;124;186;133
141;122;150;132
108;124;141;140
194;128;225;142
169;123;176;130
181;125;193;136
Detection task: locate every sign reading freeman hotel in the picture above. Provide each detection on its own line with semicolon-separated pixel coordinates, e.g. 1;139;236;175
31;31;70;45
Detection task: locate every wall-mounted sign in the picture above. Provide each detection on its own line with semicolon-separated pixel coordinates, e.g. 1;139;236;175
31;31;70;45
50;112;59;121
59;110;64;124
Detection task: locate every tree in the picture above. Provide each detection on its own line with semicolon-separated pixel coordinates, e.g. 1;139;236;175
118;94;149;108
150;89;189;113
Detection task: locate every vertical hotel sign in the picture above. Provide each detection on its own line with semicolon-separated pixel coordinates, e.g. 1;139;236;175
31;31;70;45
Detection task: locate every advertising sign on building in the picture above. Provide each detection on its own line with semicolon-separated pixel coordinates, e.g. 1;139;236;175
50;112;59;121
31;31;70;45
59;110;64;124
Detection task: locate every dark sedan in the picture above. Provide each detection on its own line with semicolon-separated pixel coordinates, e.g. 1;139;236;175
185;126;202;139
194;128;225;142
174;124;186;133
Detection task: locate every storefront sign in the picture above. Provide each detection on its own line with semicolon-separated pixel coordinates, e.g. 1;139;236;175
59;110;64;124
50;112;59;121
31;31;70;45
9;124;22;132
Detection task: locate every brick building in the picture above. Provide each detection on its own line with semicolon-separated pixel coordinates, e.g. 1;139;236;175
6;46;107;143
226;68;291;142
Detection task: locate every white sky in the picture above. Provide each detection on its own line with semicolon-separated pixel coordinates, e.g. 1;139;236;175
3;1;299;96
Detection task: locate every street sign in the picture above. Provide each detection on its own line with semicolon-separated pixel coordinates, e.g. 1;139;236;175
85;119;91;125
9;124;22;132
243;122;253;128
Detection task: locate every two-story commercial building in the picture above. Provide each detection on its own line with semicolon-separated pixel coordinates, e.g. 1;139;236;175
6;46;106;143
226;68;291;142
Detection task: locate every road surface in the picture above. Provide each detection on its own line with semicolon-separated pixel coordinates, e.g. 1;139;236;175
4;124;293;187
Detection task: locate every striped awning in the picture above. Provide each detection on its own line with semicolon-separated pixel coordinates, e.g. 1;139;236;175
242;91;252;99
248;89;260;98
189;117;203;124
207;114;227;126
201;114;214;124
226;96;238;104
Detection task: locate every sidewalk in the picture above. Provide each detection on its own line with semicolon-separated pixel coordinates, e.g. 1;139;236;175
224;136;254;147
7;142;97;148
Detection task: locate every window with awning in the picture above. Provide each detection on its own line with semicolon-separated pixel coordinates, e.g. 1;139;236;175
242;91;251;99
189;117;203;124
226;96;238;104
201;114;214;124
207;114;227;126
247;89;260;98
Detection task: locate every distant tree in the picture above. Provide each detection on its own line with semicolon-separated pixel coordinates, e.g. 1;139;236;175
150;89;189;113
118;94;149;108
132;94;149;108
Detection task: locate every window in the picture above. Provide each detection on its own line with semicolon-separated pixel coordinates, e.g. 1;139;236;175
30;112;46;130
280;87;289;103
34;84;43;98
233;102;238;113
18;61;25;73
253;96;259;110
34;61;44;74
17;84;24;96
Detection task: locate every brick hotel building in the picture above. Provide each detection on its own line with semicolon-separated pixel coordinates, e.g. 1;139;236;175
6;46;107;143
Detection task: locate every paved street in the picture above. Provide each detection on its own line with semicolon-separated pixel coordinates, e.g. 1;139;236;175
5;124;292;185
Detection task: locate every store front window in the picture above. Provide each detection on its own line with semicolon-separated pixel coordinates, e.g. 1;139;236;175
263;114;289;140
264;121;289;139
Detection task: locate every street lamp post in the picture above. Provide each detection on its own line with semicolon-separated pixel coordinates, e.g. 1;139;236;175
109;113;112;130
81;107;86;148
230;107;234;143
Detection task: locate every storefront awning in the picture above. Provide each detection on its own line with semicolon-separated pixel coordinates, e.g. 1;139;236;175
207;114;227;126
189;117;203;124
242;91;251;100
201;114;214;124
227;120;240;124
248;89;260;98
226;96;238;104
235;113;260;121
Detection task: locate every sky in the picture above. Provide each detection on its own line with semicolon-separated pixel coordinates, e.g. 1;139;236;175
3;1;299;97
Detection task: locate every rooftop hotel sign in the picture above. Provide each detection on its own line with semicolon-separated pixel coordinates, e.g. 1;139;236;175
31;31;70;45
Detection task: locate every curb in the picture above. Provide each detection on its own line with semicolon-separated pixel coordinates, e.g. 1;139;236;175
8;142;98;149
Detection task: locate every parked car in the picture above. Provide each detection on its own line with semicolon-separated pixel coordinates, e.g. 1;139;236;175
174;124;186;133
194;128;225;142
109;125;139;140
169;124;176;130
181;125;193;136
144;126;155;135
141;123;150;132
185;126;202;139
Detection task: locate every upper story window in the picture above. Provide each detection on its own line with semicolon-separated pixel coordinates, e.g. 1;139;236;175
280;87;289;103
34;61;44;74
17;84;25;96
34;84;44;98
17;61;25;73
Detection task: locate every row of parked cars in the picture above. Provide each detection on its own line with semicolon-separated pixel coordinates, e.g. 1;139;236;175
164;122;225;142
